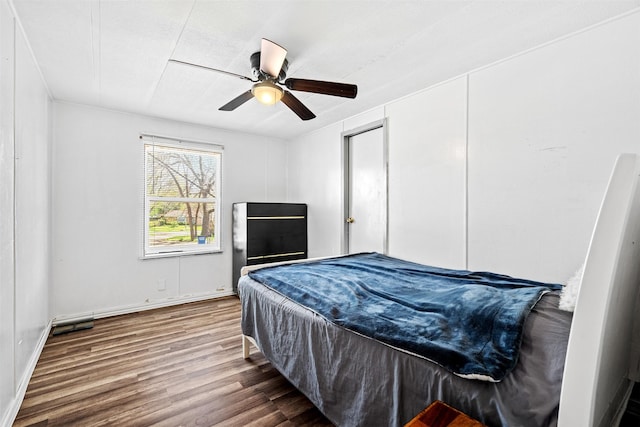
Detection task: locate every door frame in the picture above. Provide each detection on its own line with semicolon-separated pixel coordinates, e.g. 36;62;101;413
340;118;389;255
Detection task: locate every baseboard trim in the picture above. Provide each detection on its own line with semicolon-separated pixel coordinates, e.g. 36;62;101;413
2;319;52;427
52;290;236;325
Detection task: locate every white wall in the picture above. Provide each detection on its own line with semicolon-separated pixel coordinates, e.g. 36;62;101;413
0;1;16;422
287;10;640;284
51;102;287;320
386;77;468;269
0;0;51;425
467;10;640;282
14;10;51;390
286;121;345;258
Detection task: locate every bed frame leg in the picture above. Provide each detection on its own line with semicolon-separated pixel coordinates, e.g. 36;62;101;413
242;334;251;359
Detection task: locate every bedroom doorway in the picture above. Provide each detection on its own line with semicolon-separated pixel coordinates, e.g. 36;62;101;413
342;119;388;255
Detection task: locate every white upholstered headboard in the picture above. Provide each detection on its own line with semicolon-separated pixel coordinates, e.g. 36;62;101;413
559;153;640;427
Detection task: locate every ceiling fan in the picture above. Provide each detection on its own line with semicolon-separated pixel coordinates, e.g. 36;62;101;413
169;39;358;121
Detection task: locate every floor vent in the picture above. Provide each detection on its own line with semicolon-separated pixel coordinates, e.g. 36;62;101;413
52;319;94;336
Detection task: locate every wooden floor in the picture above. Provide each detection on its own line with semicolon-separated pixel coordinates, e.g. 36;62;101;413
14;297;334;427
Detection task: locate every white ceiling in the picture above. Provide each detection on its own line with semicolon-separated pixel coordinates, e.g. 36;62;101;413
11;0;640;140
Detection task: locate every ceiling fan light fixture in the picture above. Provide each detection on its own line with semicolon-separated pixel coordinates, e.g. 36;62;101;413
251;81;284;105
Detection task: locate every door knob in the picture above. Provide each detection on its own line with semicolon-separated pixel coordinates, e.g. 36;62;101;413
346;217;355;224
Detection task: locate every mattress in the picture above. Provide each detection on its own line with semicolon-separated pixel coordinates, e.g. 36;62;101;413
239;269;573;426
246;252;562;382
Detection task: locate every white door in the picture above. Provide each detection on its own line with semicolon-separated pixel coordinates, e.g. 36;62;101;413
345;125;386;254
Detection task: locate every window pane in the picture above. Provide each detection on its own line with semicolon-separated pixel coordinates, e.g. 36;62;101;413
143;140;222;256
146;145;219;199
148;201;216;248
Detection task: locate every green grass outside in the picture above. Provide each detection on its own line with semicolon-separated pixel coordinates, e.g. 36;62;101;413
149;223;199;232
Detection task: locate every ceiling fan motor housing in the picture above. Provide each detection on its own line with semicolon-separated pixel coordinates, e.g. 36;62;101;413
250;51;288;81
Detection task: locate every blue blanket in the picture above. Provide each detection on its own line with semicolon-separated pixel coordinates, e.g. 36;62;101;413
248;252;561;382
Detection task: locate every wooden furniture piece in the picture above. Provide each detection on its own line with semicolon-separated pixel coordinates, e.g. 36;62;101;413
232;202;307;293
404;401;485;427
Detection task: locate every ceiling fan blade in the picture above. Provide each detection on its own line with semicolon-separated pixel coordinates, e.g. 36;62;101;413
284;78;357;99
281;91;316;121
219;90;254;111
169;59;254;81
260;38;287;78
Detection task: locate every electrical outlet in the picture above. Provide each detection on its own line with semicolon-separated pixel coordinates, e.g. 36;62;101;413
157;279;166;291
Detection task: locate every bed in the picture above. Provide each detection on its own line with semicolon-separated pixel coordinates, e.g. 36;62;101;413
238;153;640;427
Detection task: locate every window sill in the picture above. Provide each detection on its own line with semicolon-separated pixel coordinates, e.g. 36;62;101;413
140;249;223;260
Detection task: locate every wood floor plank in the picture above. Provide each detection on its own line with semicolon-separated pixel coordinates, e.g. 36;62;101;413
14;297;333;427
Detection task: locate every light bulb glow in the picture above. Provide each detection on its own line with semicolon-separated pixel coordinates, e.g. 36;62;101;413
252;81;284;105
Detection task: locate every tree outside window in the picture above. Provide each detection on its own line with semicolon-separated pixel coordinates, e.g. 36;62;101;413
144;141;221;256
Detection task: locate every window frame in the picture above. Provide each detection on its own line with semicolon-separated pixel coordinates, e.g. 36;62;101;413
141;135;223;259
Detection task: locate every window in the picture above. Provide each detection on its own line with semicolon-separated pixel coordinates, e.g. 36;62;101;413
143;136;222;257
